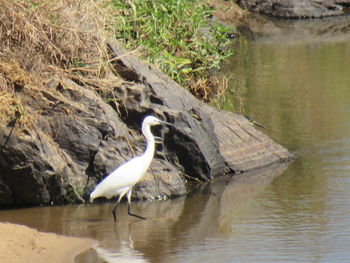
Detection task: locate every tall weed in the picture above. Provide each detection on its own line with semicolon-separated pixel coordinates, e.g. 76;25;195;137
107;0;233;94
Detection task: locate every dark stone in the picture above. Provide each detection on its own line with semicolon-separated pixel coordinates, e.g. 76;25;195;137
236;0;346;18
107;39;291;172
234;13;350;43
0;40;292;206
0;75;187;205
0;127;67;204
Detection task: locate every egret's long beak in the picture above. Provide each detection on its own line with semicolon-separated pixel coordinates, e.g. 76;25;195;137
159;120;175;127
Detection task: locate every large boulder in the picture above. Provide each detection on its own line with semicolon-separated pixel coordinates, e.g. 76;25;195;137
235;14;350;44
236;0;346;18
0;40;292;206
108;39;291;173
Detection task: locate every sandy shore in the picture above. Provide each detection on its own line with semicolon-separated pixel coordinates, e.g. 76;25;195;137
0;222;94;263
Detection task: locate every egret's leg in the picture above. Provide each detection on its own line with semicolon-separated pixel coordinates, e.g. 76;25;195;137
126;190;147;220
112;202;119;222
112;203;118;222
112;194;124;222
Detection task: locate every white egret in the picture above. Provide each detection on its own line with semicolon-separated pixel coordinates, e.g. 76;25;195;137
90;115;174;221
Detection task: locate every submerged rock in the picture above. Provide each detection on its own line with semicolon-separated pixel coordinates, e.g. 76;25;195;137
236;0;346;19
0;40;292;206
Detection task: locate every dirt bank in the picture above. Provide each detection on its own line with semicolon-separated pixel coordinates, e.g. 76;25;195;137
0;222;94;263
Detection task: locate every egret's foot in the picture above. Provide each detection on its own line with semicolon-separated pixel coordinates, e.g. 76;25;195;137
128;211;147;220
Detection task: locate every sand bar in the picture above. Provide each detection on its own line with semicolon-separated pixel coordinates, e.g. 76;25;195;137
0;222;94;263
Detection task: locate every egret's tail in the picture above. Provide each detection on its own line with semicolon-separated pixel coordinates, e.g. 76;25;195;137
90;189;97;203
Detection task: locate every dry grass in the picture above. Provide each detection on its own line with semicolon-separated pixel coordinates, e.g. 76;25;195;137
189;75;230;104
0;0;108;75
0;59;29;125
0;0;112;126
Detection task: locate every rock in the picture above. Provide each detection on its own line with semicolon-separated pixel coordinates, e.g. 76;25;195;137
0;40;292;206
108;40;227;181
0;127;67;204
0;75;186;205
107;39;292;173
200;106;290;172
236;0;346;18
235;14;350;44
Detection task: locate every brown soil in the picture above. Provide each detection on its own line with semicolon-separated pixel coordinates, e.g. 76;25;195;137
0;222;94;263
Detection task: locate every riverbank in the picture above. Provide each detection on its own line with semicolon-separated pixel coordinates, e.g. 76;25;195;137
0;0;291;206
0;1;293;262
0;222;93;263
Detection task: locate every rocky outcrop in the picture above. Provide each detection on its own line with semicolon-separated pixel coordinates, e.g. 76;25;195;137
108;40;291;172
0;39;292;206
236;0;348;18
236;14;350;43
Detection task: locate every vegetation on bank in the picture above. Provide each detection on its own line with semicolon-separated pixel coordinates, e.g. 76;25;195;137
106;0;234;101
0;0;108;127
0;0;234;128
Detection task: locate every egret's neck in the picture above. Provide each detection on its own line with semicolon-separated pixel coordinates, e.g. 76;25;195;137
142;125;155;165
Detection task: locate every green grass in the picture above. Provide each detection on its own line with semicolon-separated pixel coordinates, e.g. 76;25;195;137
107;0;233;93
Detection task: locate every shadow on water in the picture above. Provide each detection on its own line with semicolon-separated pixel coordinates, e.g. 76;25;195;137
0;163;289;263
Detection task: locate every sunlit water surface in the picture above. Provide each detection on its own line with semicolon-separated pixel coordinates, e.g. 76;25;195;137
1;17;350;263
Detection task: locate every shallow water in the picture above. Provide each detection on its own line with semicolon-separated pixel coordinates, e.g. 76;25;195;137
0;164;288;263
2;17;350;263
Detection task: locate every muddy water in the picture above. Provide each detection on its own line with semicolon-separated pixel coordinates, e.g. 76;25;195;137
2;17;350;263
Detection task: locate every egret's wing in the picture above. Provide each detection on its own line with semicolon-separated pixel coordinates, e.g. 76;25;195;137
106;157;145;187
91;156;147;199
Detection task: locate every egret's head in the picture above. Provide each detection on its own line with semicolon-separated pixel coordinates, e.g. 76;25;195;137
142;115;174;138
143;116;162;126
142;115;173;128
